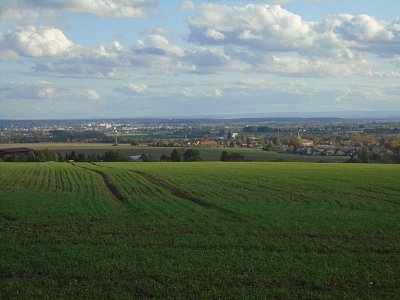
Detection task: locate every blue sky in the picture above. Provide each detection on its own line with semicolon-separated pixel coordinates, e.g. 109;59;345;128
0;0;399;119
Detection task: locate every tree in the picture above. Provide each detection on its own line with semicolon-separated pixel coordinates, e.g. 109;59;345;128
394;150;400;164
102;151;128;162
141;153;154;162
87;153;99;162
160;154;170;162
220;151;228;161
27;151;38;162
359;146;369;163
246;136;251;147
37;151;47;162
293;137;302;153
220;151;247;162
171;149;181;162
183;149;202;162
229;153;246;161
51;152;60;162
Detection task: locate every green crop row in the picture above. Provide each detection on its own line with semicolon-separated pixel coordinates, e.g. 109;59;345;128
1;162;400;299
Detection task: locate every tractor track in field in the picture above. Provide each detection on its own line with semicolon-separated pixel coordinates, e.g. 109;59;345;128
131;171;242;220
72;164;126;204
79;164;241;218
132;170;213;208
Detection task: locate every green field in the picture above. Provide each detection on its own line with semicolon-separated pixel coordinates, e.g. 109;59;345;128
1;162;399;298
0;142;348;162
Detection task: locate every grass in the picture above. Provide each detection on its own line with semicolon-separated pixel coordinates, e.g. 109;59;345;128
0;142;348;162
1;162;399;298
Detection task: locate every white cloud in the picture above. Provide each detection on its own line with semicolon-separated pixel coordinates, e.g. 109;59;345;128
135;32;185;57
236;78;267;87
30;31;186;77
115;83;149;95
259;55;374;77
215;88;223;97
206;29;225;41
34;42;126;78
1;4;398;80
0;81;58;100
188;3;400;58
182;87;194;97
84;89;101;100
188;4;313;52
0;0;157;19
181;1;195;11
3;26;74;58
1;8;39;25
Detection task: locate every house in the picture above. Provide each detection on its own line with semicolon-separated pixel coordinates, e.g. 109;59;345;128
335;150;346;156
297;131;313;147
200;140;218;147
300;139;314;147
0;147;33;159
129;155;144;162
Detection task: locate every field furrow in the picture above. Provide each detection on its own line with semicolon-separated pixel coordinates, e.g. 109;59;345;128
1;162;400;299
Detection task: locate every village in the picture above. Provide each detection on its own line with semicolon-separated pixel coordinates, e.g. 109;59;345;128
1;117;400;163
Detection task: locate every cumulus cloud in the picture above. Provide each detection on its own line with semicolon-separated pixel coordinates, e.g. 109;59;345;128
1;3;398;80
30;31;187;77
214;89;223;97
206;29;226;41
0;0;157;19
257;55;375;77
0;81;58;100
188;4;314;52
188;3;400;58
134;31;185;57
34;42;126;78
115;83;149;95
181;1;195;11
84;89;101;100
3;26;74;57
0;7;39;25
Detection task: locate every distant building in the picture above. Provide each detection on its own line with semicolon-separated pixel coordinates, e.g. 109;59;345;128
300;139;314;147
129;155;144;162
0;147;33;159
297;132;313;147
200;140;218;147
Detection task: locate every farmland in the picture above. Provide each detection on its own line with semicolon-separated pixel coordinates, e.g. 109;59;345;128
1;162;400;298
0;142;348;162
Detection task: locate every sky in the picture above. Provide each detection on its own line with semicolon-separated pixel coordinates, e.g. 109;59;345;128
0;0;399;119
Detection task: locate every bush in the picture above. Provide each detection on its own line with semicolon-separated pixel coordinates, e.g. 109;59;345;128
220;151;246;162
160;154;170;162
183;149;202;162
171;149;181;162
102;151;128;162
345;157;363;163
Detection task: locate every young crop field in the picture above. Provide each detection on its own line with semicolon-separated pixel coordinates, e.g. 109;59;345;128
0;143;348;162
1;162;399;298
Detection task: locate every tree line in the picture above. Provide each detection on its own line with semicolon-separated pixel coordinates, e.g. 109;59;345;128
3;150;60;162
2;148;252;163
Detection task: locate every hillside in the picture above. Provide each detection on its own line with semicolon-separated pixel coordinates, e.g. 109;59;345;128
1;162;399;298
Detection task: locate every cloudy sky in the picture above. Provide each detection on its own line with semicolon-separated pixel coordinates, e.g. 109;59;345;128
0;0;399;119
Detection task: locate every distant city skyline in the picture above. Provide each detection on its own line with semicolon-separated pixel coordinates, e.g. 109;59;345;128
1;0;399;119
